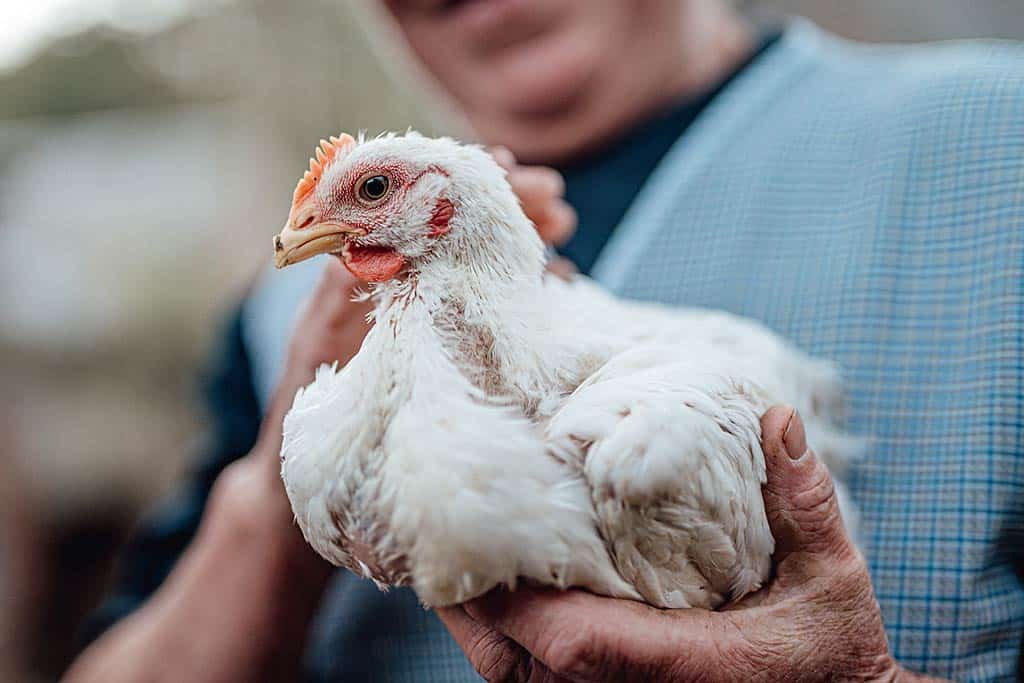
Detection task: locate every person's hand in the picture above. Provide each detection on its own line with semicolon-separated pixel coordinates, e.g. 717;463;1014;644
440;407;945;683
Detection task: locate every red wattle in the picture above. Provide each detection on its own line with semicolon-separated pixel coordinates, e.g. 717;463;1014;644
342;245;406;282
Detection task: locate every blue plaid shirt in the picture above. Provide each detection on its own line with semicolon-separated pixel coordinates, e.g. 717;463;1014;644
591;22;1024;680
91;19;1024;682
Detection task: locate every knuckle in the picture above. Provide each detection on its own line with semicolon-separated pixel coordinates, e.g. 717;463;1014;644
515;167;562;197
798;456;836;503
786;460;846;543
490;146;515;168
211;460;258;504
559;202;578;228
552;204;576;229
542;626;604;680
535;167;565;195
464;629;524;682
207;461;271;538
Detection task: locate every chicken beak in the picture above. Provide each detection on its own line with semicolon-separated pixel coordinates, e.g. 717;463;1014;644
273;221;364;269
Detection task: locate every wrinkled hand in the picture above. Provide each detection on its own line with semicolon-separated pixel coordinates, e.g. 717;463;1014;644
441;407;939;682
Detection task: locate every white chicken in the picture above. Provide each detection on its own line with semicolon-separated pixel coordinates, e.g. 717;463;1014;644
273;131;857;610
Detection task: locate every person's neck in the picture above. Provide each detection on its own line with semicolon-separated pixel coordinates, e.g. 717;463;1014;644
480;2;756;166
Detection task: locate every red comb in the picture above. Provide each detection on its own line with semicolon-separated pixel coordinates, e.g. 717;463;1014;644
292;133;356;205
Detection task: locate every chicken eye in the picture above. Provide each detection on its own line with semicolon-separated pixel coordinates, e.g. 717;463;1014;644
358;175;390;202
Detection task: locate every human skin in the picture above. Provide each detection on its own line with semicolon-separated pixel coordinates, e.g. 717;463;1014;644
381;0;757;164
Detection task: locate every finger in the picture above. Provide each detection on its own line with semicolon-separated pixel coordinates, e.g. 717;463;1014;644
508;167;566;234
760;406;855;566
509;165;565;202
545;256;578;282
465;589;609;680
464;588;715;681
502;162;575;245
532;201;577;246
436;606;534;682
490;146;516;171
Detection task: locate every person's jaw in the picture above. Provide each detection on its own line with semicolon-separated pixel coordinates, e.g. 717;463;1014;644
385;0;755;164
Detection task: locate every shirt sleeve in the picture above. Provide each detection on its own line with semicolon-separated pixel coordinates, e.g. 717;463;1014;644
77;305;263;649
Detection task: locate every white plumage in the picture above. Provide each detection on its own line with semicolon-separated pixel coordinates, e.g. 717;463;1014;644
276;132;857;609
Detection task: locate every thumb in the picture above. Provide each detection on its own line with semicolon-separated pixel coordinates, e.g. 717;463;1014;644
760;406;855;565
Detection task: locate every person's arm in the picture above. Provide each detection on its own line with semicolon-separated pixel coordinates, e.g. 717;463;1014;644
440;407;952;682
65;459;332;682
66;261;368;682
78;309;261;648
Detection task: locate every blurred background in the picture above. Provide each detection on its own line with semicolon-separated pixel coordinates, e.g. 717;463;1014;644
1;1;1022;679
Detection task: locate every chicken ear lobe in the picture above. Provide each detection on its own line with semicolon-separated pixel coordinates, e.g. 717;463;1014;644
427;198;454;238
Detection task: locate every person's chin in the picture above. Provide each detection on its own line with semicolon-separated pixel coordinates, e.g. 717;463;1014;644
483;29;600;117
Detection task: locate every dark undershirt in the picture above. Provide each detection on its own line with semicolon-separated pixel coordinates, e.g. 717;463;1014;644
559;31;781;274
79;28;781;660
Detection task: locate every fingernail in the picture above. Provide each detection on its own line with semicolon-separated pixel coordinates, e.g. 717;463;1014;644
782;409;807;460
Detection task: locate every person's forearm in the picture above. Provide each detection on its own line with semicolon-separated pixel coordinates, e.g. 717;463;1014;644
66;458;332;683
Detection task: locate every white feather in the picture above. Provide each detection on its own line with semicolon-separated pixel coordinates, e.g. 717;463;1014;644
280;132;859;608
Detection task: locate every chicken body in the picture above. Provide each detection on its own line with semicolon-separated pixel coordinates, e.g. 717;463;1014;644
277;132;857;609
